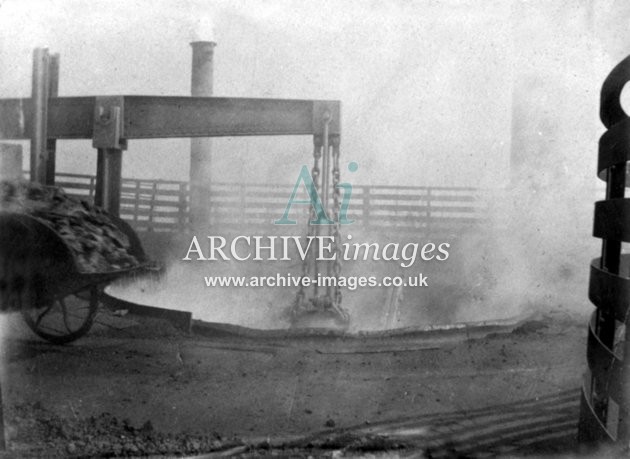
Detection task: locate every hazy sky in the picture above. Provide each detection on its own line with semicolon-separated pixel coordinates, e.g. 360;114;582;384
0;0;627;188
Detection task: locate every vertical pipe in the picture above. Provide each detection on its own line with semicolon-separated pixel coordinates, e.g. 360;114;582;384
191;42;215;96
94;148;122;216
30;48;50;184
45;53;60;186
189;41;216;228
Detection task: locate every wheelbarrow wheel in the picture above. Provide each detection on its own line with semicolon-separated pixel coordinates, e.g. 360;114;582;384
22;286;99;344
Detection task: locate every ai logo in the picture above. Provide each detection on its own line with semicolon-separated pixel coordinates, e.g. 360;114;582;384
274;162;358;225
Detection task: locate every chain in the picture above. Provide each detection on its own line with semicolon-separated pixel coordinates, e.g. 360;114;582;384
311;135;322;299
293;122;346;324
295;135;322;309
331;135;342;308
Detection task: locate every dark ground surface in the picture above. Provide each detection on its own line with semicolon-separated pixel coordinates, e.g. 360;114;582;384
0;307;610;458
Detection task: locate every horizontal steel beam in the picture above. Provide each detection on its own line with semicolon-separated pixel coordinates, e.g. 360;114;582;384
0;96;341;140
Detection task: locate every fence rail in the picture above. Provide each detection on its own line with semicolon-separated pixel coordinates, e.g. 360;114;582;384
44;172;488;235
207;181;488;237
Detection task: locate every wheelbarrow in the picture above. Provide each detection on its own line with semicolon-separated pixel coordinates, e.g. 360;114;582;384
0;211;156;344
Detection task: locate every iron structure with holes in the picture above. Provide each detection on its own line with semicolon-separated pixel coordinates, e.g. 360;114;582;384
578;55;630;444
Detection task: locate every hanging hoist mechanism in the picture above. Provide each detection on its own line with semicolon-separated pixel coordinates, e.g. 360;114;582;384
290;111;350;328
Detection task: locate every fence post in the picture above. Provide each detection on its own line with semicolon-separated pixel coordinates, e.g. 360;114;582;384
148;181;157;232
178;182;188;229
88;176;95;201
210;182;218;224
426;187;432;237
133;180;140;223
240;182;247;226
363;185;370;230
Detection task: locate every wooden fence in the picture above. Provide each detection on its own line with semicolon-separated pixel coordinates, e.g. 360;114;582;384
54;173;188;232
50;172;488;236
208;181;488;236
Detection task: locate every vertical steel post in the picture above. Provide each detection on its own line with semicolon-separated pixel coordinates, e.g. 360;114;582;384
30;48;50;184
94;148;123;216
45;53;60;186
189;40;216;228
93;97;125;217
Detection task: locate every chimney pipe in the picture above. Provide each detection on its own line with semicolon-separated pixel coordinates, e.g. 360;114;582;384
189;41;216;228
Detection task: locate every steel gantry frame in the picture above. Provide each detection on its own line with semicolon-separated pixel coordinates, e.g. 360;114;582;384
0;49;340;217
0;47;348;325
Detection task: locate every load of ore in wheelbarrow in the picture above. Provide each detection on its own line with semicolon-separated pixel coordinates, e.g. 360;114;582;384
0;179;140;273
